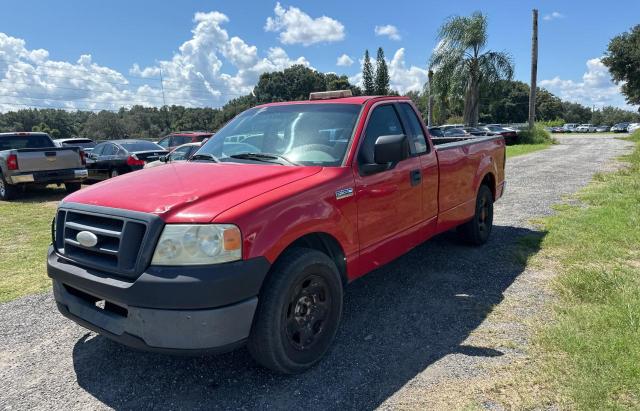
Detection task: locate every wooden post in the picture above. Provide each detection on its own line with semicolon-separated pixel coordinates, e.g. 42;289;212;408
528;9;538;130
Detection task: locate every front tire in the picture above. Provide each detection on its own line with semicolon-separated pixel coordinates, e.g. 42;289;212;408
109;169;119;179
65;182;82;193
248;248;343;374
458;184;494;245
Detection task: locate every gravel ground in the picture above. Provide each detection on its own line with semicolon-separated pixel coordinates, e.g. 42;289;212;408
0;135;634;410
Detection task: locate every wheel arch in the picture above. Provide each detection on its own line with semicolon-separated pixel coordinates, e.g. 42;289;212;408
271;232;348;285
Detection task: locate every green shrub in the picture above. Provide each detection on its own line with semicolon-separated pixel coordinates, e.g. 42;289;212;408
518;124;556;144
537;119;565;127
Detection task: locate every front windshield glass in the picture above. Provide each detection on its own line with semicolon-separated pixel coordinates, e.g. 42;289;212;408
197;103;361;166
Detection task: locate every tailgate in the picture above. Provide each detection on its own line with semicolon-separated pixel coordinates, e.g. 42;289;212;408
16;147;82;172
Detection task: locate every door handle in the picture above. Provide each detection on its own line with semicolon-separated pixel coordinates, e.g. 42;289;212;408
410;169;422;186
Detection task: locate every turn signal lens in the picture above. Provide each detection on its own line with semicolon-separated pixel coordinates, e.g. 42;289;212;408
223;226;242;251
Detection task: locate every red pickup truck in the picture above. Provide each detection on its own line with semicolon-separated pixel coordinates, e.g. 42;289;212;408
48;92;505;374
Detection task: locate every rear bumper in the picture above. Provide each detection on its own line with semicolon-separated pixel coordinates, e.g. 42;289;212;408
9;168;88;184
48;246;271;351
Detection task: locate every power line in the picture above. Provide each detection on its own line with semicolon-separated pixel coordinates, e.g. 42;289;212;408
0;60;246;96
0;74;244;99
0;93;221;107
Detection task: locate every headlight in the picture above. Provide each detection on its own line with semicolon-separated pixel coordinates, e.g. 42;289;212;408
151;224;242;265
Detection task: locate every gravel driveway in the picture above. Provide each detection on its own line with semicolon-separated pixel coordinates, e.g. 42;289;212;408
0;135;634;410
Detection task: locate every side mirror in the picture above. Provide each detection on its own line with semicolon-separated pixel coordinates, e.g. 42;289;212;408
159;155;168;163
360;134;410;175
374;134;409;164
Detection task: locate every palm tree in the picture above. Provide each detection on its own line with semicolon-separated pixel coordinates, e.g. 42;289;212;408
430;12;514;126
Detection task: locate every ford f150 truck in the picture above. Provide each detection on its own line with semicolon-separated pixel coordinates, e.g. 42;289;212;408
0;132;88;200
48;92;505;374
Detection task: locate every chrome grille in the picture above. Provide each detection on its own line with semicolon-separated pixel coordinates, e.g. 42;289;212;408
54;205;163;279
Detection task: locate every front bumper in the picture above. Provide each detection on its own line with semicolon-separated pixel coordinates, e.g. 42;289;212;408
48;247;271;351
10;168;88;184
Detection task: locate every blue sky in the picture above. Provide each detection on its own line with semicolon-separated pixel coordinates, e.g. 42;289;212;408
1;0;638;112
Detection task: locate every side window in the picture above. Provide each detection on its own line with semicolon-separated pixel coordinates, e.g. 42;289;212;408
92;143;105;155
172;136;192;146
102;144;116;156
358;105;404;165
399;104;428;154
157;136;171;149
170;145;191;161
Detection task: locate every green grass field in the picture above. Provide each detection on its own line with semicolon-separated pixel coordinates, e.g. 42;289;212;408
533;130;640;408
0;187;63;303
506;143;552;158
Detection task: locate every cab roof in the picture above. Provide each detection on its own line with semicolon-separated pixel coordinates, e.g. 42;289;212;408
256;95;411;108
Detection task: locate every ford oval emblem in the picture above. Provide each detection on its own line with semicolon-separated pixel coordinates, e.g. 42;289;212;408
76;231;98;248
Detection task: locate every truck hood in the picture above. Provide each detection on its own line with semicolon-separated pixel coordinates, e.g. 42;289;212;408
63;162;323;222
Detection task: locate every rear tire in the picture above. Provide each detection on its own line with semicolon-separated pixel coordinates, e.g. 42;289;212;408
248;248;343;374
0;174;18;201
458;184;494;245
65;182;82;194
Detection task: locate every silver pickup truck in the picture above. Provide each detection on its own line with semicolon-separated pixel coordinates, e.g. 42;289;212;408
0;132;88;200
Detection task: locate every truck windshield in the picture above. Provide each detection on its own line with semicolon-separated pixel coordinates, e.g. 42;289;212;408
197;103;361;166
0;134;54;150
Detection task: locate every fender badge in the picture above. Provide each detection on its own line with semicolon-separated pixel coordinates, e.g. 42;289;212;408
335;187;354;200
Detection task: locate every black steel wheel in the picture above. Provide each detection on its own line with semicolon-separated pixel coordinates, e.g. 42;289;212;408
458;184;494;245
248;248;343;374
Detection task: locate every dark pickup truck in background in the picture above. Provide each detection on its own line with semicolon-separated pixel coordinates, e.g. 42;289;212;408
0;132;88;200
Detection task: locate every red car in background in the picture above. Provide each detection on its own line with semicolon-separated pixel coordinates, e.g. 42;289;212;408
156;131;212;150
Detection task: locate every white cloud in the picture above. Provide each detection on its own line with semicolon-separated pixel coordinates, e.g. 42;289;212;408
349;48;428;94
543;11;564;21
388;48;428;93
336;54;354;67
539;57;636;109
374;25;401;41
0;12;312;112
265;2;345;46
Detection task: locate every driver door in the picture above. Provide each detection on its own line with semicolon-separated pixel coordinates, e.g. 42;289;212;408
353;103;423;273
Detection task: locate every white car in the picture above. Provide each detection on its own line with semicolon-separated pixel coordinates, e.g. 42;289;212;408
575;124;597;133
628;123;640;133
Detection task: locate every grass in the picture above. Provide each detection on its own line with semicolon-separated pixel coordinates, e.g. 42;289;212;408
532;129;640;409
506;143;552;158
0;186;63;303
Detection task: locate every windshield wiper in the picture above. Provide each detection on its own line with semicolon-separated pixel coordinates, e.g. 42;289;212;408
228;152;298;165
190;153;219;163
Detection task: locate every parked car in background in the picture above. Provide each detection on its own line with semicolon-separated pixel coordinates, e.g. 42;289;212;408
444;128;469;137
563;123;579;132
575;124;597;133
610;123;630;133
463;126;493;136
628;123;640;133
53;138;96;153
144;142;202;169
482;125;518;144
427;126;445;137
86;139;167;180
595;125;610;132
156;131;213;150
0;132;87;200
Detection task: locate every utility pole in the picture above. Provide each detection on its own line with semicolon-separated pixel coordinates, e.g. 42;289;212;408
159;67;167;107
528;9;538;130
427;69;434;126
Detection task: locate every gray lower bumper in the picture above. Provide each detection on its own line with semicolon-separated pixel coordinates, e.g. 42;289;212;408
53;280;257;351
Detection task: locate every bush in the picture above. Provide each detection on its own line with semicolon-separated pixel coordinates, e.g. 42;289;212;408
518;124;556;144
537;119;565;127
